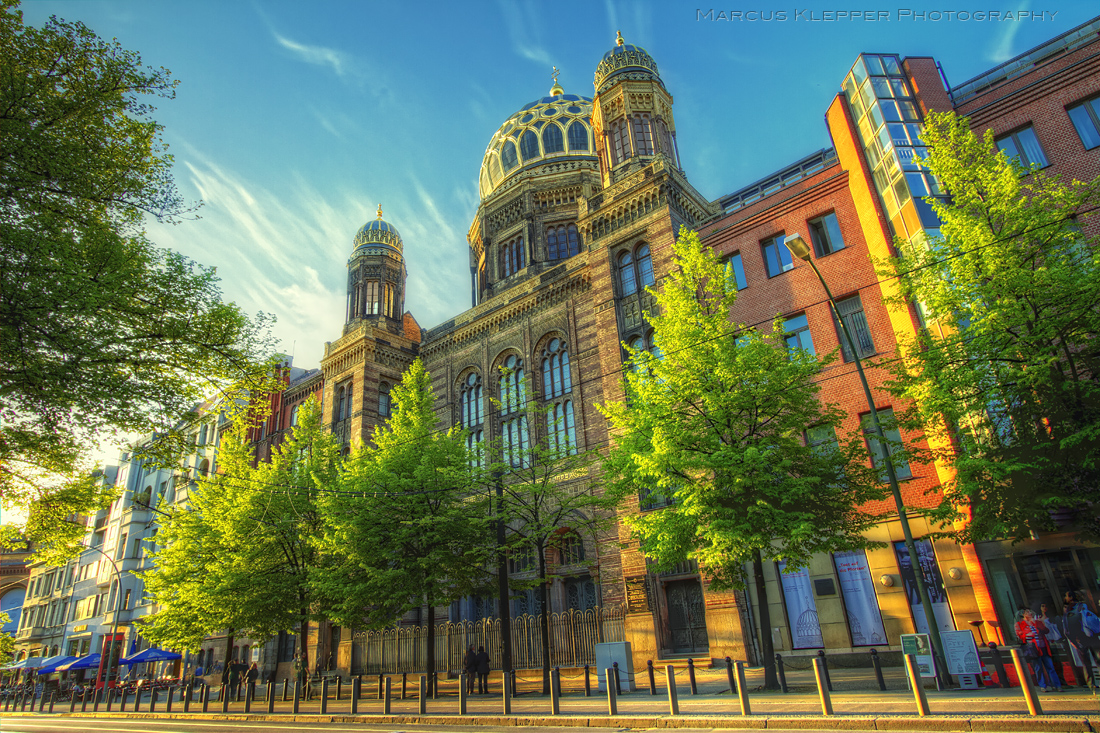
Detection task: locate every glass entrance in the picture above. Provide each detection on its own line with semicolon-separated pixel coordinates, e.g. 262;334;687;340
985;547;1100;643
665;579;709;654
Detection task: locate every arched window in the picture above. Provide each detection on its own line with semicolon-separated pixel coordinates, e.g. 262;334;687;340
618;250;637;295
335;386;346;423
501;140;519;172
519;130;539;162
541;338;571;399
198;459;210;477
546;223;580;260
499;355;528;468
610;119;629;166
542;338;576;456
378;382;392;418
460;372;484;465
500;235;525;278
633;114;654;155
636;244;654;288
364;280;380;315
656;118;677;166
290;404;299;427
542;124;564;154
567;121;589;151
198;424;208;446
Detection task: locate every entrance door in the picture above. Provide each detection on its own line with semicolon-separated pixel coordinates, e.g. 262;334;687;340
1017;551;1084;612
665;579;709;654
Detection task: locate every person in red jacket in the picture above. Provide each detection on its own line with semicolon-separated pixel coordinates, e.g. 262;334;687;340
1016;608;1062;692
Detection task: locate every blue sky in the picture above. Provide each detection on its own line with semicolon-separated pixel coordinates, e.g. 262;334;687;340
22;1;1100;370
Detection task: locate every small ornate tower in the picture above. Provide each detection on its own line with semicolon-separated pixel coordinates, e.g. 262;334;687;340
590;31;681;188
345;205;406;332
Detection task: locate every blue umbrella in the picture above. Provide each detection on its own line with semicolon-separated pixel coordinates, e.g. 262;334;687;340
0;656;42;671
33;655;77;674
121;647;181;665
56;653;101;671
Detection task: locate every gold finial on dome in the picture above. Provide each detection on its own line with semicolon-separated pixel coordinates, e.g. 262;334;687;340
376;204;383;220
616;30;624;46
549;65;564;96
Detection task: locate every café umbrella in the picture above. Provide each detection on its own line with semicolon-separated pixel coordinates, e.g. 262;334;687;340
121;647;181;665
56;653;101;671
33;654;77;675
0;656;42;670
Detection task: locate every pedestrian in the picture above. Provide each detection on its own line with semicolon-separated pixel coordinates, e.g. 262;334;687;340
1061;590;1100;686
1016;607;1062;691
474;646;491;695
228;657;244;700
463;645;476;695
246;662;259;698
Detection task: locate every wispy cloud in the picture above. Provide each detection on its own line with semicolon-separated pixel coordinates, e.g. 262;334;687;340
273;32;349;77
989;1;1030;62
497;0;553;68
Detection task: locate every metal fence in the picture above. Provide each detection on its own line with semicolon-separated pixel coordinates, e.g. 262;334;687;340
349;606;625;674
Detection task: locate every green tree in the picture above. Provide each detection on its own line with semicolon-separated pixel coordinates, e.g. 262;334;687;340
0;611;13;666
0;0;276;558
487;398;612;694
315;359;492;689
600;228;885;689
139;396;337;654
886;110;1100;544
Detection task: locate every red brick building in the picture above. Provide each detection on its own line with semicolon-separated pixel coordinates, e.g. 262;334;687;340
278;20;1100;676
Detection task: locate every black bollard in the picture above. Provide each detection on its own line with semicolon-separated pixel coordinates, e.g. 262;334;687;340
510;668;517;697
401;672;407;700
292;680;300;714
150;687;158;713
553;666;562;699
135;688;144;713
584;664;591;697
166;686;174;713
183;684;191;713
817;650;833;691
612;662;621;696
243;683;251;713
988;643;1010;689
648;660;657;695
336;675;342;701
320;678;329;714
776;653;789;693
92;687;101;712
351;678;359;715
68;690;77;713
726;656;738;694
42;687;50;712
432;670;439;700
377;674;383;699
201;685;209;714
687;658;698;695
283;678;289;701
121;688;130;712
220;684;228;713
268;682;275;714
48;691;55;713
870;648;887;691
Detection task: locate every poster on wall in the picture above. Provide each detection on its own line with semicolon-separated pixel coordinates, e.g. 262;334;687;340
940;630;982;675
833;550;888;646
778;560;823;648
893;539;956;635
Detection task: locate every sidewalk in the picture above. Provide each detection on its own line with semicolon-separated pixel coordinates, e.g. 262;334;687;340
5;664;1100;731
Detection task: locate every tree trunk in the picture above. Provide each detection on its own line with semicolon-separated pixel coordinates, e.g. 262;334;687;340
753;550;779;690
538;543;551;694
426;599;436;696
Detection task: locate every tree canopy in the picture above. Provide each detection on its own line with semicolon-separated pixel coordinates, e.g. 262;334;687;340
886;110;1100;544
0;1;275;554
601;228;886;687
140;396;336;651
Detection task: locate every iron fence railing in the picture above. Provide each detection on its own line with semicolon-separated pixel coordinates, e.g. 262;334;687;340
349;605;625;674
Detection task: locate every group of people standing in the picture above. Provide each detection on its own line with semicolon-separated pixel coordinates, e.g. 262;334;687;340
1014;590;1100;692
219;659;259;698
463;646;491;694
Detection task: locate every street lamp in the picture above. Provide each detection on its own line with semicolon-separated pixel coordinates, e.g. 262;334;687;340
784;233;950;685
82;543;125;689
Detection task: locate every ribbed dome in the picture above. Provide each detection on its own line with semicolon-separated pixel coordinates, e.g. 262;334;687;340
594;32;661;94
351;206;403;258
478;89;598;200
